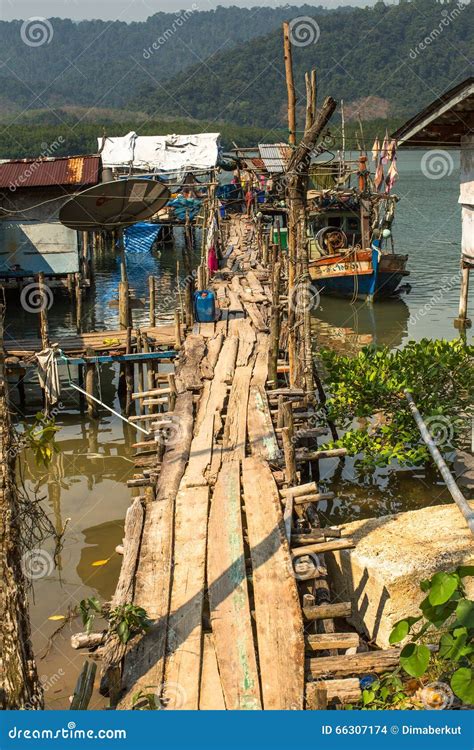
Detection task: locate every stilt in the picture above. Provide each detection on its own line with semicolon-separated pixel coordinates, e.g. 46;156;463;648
149;276;156;328
454;263;472;329
85;347;98;419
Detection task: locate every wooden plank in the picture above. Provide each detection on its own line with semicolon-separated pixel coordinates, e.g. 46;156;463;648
199;634;226;710
250;333;270;387
164;485;209;709
175;334;206;392
292;539;355;556
223;364;254;462
208;461;261;710
242;456;305;709
306;649;401;679
200;333;224;380
120;392;194;707
306;678;361;706
305;633;360;651
245;302;268;332
303;602;352;621
235;318;256;367
247;385;280;461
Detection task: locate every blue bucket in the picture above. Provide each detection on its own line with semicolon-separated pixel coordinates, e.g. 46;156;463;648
194;290;216;322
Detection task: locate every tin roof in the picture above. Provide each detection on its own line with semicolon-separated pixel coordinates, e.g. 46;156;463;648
0;155;101;190
258;143;293;173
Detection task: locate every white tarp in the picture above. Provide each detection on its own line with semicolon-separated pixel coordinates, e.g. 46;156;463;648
98;131;220;173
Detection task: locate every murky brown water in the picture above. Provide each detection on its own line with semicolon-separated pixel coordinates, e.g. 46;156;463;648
6;153;471;707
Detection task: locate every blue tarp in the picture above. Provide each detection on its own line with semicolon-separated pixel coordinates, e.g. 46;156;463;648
123;222;162;253
167;196;202;221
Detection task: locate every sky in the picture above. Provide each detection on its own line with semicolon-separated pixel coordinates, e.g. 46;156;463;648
0;0;382;22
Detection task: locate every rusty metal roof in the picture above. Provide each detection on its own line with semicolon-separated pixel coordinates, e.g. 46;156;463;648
0;155;101;190
258;143;292;173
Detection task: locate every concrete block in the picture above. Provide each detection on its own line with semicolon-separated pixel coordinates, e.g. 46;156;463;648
326;502;474;648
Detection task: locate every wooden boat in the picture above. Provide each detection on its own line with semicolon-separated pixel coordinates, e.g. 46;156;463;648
307;167;409;301
309;245;409;300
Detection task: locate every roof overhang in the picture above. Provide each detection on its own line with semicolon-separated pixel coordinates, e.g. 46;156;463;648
392;78;474;147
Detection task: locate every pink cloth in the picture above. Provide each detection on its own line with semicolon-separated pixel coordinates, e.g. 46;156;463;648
208;245;218;274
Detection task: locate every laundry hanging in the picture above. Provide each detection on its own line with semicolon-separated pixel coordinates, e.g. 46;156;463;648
35;346;61;405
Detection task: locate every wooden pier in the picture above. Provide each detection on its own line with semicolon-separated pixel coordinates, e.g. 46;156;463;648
88;214;387;711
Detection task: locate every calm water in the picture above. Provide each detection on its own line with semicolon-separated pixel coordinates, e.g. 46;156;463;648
7;151;471;707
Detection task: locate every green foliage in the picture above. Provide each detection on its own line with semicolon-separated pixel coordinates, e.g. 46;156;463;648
389;570;474;705
131;688;161;711
141;0;473;128
356;673;412;710
108;604;151;645
23;413;61;468
79;598;151;644
320;339;473;471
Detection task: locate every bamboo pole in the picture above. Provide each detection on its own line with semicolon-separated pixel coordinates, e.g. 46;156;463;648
149;276;156;328
404;389;474;535
283;22;297;146
454;263;471;329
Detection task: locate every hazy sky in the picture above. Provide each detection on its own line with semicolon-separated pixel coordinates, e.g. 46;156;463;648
0;0;381;22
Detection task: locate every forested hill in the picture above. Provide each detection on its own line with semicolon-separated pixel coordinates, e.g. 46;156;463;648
0;5;346;113
136;0;473;130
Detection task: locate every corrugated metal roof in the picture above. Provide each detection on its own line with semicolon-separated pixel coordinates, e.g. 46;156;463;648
0;155;100;190
258;143;292;173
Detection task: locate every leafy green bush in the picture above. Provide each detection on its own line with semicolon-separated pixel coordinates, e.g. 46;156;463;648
320;339;473;470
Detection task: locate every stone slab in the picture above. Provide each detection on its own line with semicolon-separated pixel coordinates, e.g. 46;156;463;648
326;502;474;648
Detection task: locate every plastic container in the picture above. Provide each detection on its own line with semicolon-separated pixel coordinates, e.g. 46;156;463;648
194;290;216;322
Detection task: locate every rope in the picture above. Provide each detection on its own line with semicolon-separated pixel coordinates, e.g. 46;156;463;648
58;352;150;435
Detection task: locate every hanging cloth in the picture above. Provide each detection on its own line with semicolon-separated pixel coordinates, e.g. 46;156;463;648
371;137;380;163
208;245;218;274
374;160;385;191
387;139;397;162
381;131;390;164
385;159;399;193
36;345;61;405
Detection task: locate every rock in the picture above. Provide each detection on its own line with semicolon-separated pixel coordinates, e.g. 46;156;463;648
453;451;474;491
326;502;474;648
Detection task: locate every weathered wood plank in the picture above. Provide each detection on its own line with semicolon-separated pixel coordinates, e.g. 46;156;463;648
242;457;305;709
199;634;226;710
247;385;280;461
119;392;194;708
208;461;261;710
223;364;254;461
164;485;209;709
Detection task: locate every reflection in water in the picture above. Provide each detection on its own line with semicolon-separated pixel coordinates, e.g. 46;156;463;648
312;296;410;354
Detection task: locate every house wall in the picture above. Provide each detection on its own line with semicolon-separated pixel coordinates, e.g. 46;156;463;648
460;134;474;263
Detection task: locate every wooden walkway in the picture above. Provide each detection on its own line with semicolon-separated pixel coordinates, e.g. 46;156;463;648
98;216;398;710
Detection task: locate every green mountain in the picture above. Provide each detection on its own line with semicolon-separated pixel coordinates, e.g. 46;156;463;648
0;6;344;115
136;0;473;130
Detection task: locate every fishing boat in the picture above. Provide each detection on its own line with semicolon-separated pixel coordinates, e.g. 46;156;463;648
307;157;409;301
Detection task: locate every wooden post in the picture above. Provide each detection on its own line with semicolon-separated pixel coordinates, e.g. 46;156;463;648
168;373;177;411
75;272;83;332
125;326;134;417
268;261;282;388
149;276;156;328
85;347;98;419
37;272;50;350
283;22;297;146
174;308;183;349
136;330;144;416
282;426;297;485
183;213;195;327
285;95;337;387
454;263;472;329
70;661;97;710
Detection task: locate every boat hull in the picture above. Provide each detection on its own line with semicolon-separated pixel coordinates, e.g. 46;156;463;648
309;250;409;300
